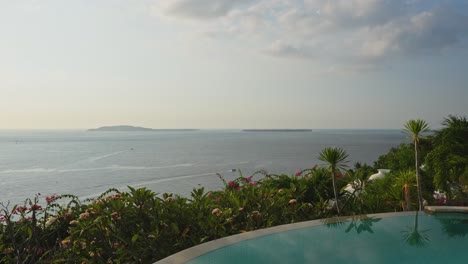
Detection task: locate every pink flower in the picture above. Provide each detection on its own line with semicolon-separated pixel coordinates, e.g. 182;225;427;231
228;181;236;188
29;204;42;211
295;171;302;177
45;194;57;204
236;186;242;190
13;206;27;214
0;215;6;222
79;212;90;219
250;181;258;186
245;176;253;182
435;197;447;205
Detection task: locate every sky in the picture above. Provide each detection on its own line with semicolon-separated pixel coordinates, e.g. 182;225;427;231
1;0;467;129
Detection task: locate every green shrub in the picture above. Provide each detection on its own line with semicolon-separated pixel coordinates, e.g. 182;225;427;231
0;166;422;263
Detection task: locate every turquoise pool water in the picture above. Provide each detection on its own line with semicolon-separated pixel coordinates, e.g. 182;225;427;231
186;213;468;264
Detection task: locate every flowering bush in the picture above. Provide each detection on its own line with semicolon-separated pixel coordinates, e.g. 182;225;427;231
0;165;406;263
0;193;80;263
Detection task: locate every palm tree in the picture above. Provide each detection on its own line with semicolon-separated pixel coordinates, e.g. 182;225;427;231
403;119;430;211
319;147;349;215
394;170;416;211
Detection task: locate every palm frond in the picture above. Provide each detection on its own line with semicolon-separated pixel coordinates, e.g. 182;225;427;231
403;119;430;142
318;147;349;170
442;115;468;128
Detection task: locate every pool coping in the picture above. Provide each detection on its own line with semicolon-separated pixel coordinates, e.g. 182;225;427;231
154;211;417;264
424;205;468;213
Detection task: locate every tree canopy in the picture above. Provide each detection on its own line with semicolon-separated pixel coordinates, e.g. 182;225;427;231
425;115;468;199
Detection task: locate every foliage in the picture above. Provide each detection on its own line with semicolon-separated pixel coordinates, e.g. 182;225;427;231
318;147;349;214
0;193;80;263
342;170;418;214
374;143;415;171
425;115;468;202
1;169;330;263
373;141;432;172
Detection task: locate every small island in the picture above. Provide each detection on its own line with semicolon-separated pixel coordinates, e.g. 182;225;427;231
88;125;198;132
242;129;312;132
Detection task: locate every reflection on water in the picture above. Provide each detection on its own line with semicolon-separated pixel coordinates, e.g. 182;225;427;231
318;212;468;249
401;211;430;247
433;213;468;238
324;213;433;247
187;212;468;264
322;215;382;234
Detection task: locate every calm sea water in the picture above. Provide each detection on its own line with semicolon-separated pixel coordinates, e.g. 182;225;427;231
0;130;405;206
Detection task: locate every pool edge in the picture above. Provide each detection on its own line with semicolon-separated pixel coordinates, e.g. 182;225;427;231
154;211;416;264
424;205;468;214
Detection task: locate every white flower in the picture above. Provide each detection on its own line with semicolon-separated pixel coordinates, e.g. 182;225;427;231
45;216;58;228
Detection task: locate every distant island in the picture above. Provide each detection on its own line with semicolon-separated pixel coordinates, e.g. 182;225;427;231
88;125;199;132
242;129;312;132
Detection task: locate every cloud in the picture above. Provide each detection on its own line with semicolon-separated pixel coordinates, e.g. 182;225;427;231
360;6;468;59
264;40;314;59
155;0;253;20
302;0;407;29
152;0;468;68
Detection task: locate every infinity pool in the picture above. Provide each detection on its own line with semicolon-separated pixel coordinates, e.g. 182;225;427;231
158;212;468;264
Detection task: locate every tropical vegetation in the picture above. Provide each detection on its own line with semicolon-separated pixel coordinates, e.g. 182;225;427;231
425;115;468;201
1;115;467;263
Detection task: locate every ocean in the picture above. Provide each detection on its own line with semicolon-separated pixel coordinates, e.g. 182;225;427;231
0;130;405;206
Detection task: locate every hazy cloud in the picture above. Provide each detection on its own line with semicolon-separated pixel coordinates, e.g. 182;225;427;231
153;0;468;67
155;0;254;19
264;40;314;59
359;6;468;59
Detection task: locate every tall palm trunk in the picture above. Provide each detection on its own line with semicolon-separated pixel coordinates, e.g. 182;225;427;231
415;141;423;211
331;167;341;215
404;119;429;211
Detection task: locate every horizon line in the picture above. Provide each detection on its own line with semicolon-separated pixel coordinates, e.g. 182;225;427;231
0;127;405;131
